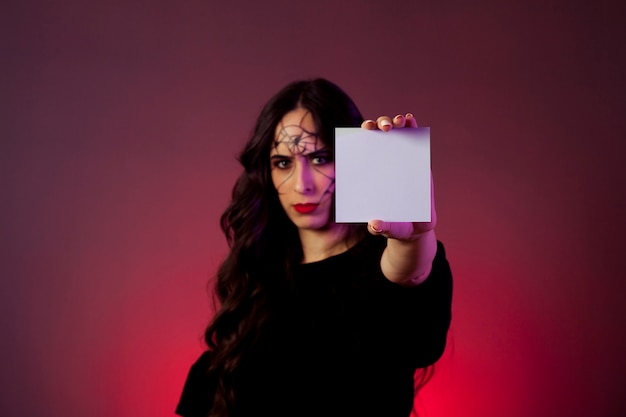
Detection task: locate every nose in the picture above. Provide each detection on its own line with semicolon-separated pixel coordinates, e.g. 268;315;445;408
293;159;314;194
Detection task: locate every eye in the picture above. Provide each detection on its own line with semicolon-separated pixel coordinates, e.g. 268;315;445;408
311;154;331;165
273;159;291;169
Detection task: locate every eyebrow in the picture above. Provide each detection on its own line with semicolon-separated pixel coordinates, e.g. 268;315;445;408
270;148;330;159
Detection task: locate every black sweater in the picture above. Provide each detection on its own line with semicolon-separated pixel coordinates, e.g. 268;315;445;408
176;235;452;417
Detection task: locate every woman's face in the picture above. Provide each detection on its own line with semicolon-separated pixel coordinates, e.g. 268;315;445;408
270;107;337;231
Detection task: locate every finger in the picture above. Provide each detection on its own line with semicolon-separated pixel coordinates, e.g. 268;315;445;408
393;114;406;128
405;113;418;128
376;116;393;132
368;220;385;235
361;119;377;130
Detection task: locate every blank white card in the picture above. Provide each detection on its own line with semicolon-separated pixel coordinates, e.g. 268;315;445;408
334;127;431;223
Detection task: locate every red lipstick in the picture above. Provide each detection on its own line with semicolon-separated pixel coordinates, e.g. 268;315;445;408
293;203;318;214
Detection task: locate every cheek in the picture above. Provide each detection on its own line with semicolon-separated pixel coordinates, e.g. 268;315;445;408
314;166;336;191
271;169;292;193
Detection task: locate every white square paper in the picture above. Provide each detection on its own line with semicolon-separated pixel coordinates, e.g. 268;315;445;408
334;127;431;222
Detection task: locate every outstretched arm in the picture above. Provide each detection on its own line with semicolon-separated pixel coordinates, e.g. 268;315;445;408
362;114;437;286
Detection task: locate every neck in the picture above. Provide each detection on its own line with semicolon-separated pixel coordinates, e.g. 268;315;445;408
298;224;354;264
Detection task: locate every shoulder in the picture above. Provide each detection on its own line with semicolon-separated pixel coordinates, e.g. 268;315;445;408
175;351;213;417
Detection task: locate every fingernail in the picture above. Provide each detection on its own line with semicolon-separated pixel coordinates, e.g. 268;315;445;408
362;120;376;129
406;113;413;119
369;223;382;233
380;119;392;130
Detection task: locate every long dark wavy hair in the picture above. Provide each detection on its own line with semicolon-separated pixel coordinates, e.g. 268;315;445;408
202;79;366;416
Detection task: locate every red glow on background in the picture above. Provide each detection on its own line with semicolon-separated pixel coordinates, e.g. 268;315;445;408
2;1;625;417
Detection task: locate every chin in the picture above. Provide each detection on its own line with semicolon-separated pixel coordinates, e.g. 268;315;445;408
303;220;339;232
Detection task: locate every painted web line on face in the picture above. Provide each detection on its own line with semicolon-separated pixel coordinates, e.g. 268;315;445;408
274;124;321;155
273;109;323;155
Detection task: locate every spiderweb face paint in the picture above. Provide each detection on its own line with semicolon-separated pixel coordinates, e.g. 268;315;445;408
270;109;338;230
273;109;322;155
274;124;321;155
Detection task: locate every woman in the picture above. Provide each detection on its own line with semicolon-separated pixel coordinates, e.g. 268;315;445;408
176;79;452;417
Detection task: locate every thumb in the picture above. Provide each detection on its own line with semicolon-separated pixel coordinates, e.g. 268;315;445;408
367;220;414;240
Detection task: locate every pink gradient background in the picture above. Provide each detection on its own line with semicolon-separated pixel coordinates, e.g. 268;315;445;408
2;1;625;416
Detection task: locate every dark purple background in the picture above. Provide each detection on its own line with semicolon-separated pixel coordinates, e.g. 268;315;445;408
2;1;625;416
